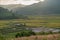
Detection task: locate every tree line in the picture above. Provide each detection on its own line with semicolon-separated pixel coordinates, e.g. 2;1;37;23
0;7;27;20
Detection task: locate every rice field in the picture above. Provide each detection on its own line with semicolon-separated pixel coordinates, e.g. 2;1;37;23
0;18;60;28
0;16;60;40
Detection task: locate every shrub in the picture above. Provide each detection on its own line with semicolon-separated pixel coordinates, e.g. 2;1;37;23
0;34;5;40
38;31;53;35
15;30;36;38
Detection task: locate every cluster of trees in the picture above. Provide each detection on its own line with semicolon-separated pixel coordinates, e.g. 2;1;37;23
15;30;35;38
0;7;27;20
15;30;60;38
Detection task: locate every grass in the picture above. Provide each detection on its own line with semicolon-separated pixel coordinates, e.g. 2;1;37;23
14;34;60;40
0;16;60;40
0;32;60;40
0;18;60;28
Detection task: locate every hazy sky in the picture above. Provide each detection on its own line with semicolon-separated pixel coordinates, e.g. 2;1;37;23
0;0;42;5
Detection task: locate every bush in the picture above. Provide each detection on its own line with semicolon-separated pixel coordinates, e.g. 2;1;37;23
15;30;35;38
38;32;45;35
0;34;5;40
37;31;53;35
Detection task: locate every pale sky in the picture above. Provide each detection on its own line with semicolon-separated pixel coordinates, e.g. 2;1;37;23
0;0;41;5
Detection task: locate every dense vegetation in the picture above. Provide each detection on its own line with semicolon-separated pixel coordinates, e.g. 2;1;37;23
0;7;12;19
0;7;27;19
0;29;60;40
15;30;35;38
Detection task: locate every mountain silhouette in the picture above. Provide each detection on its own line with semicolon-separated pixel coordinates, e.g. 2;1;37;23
13;0;60;16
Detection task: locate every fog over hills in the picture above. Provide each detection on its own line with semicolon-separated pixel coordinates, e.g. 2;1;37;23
13;0;60;16
0;4;25;10
0;0;60;16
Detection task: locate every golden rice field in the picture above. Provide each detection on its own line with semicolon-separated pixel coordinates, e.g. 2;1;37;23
0;18;60;28
0;19;60;27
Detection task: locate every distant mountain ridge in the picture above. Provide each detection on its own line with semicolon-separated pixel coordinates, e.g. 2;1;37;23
0;0;60;16
13;0;60;16
0;4;25;10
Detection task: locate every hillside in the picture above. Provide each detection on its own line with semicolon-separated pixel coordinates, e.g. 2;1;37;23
13;0;60;16
0;7;13;19
0;4;25;10
0;7;27;19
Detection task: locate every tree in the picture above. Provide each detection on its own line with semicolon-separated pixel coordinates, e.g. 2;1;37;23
15;30;36;38
0;7;28;19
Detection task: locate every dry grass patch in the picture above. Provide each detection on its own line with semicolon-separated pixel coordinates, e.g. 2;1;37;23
14;34;60;40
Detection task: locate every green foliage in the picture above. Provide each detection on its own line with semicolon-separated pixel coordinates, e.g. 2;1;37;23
37;31;60;35
37;31;54;35
38;32;45;35
0;7;12;19
0;34;5;40
0;7;28;20
15;30;35;38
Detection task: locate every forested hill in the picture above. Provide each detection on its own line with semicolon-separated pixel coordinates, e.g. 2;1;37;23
14;0;60;16
0;7;27;20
